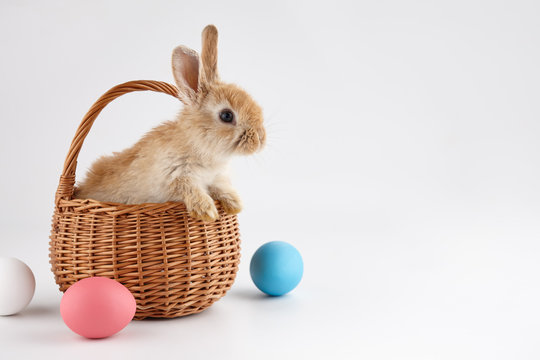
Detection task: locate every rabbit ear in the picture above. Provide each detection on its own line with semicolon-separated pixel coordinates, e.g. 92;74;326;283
201;25;219;84
172;45;200;104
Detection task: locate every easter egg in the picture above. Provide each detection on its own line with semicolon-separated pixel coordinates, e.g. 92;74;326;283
0;257;35;316
250;241;303;296
60;277;136;339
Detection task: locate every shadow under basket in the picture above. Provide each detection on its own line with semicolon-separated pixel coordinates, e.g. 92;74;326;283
49;80;241;320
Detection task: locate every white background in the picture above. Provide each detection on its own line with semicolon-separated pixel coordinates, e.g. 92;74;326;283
1;0;539;359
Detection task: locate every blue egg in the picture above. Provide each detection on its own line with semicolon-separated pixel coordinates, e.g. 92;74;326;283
250;241;303;296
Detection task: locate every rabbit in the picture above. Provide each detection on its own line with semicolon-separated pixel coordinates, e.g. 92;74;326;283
74;25;266;222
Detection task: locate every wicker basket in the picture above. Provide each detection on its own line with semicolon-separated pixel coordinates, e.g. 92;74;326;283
49;80;241;319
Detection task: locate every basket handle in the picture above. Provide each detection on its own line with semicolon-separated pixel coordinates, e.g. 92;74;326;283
55;80;179;202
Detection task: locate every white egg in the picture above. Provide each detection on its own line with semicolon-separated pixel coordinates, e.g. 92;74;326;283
0;257;35;315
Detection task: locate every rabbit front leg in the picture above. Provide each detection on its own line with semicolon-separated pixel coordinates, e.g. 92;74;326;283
208;174;243;215
171;176;219;222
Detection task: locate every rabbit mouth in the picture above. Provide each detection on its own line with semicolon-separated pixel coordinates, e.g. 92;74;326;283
235;128;264;153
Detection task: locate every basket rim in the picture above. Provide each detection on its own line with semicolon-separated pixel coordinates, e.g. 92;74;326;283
55;197;227;216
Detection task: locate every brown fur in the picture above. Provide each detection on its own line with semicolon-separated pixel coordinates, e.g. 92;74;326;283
201;25;219;84
75;25;265;222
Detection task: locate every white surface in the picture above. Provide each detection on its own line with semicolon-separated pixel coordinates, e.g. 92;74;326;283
1;0;540;359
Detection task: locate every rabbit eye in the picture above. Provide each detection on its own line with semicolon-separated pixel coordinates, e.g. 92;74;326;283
219;109;235;124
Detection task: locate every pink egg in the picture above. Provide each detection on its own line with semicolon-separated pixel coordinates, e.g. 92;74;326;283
60;277;136;339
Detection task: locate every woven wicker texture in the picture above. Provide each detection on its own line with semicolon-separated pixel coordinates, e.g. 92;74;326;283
49;80;241;319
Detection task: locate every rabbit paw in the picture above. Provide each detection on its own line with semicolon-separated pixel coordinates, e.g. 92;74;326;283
189;197;220;222
218;192;243;215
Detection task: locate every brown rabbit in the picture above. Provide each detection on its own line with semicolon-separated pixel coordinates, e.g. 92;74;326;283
74;25;266;222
